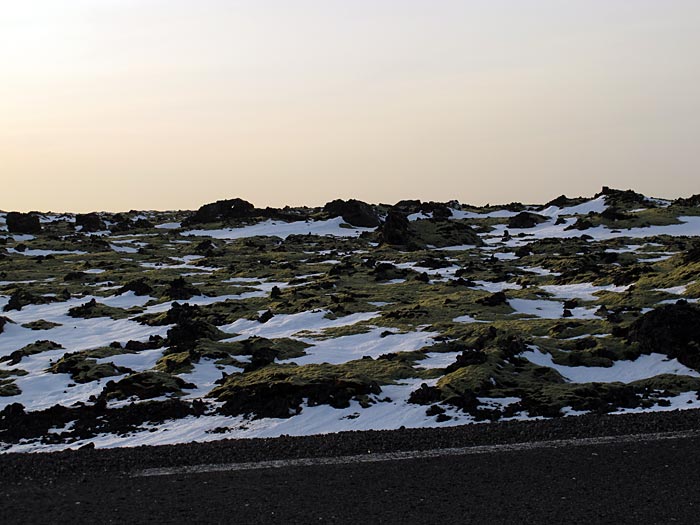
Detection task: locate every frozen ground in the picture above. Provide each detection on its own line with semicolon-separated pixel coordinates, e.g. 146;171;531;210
2;189;700;452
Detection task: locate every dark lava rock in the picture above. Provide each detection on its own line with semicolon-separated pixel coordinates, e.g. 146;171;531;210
392;199;423;213
514;245;532;257
543;194;587;209
3;289;57;312
477;291;508;307
415;272;430;283
426;404;446;416
243;347;278;373
597;186;649;207
380;210;412;246
101;371;196;401
1;340;63;366
164;277;200;300
380;211;482;250
110;215;155;233
600;207;631;221
166;307;224;350
64;271;88;282
67;299;100;318
629;301;700;370
442;390;481;415
257;310;275;324
444;350;488;373
390;200;454;218
125;336;166;351
371;262;408;281
328;260;356;277
215;375;381;419
419;202;453;219
50;353;132;384
416;256;452;269
0;316;11;334
563;299;579;310
75;213;106;232
507;212;548;229
0;399;205;444
6;212;41;234
193;240;218;256
183;198;256;226
565;218;594;231
675;194;700;207
323;199;380;228
118;278;153;296
407;384;442;405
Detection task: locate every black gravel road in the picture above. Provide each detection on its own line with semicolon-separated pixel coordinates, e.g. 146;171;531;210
4;410;700;524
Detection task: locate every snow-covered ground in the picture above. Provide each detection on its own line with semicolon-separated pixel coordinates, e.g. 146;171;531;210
2;191;700;453
184;217;375;240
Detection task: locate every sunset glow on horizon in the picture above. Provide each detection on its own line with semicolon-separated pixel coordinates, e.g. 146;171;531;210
2;1;699;212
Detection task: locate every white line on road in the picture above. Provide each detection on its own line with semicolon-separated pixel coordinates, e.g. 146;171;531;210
133;429;700;478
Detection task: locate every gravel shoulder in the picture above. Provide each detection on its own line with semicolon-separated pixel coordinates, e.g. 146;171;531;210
4;408;700;482
4;410;700;524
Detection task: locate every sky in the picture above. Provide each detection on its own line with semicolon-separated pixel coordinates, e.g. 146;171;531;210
2;1;699;212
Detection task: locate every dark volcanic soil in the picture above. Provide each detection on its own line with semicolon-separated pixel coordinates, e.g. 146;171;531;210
2;410;700;524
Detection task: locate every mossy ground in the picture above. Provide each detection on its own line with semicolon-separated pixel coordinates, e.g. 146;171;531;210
1;192;700;436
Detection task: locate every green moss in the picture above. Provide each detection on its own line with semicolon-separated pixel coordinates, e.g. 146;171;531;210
0;380;21;397
49;351;132;383
21;319;62;330
0;340;64;366
156;351;194;374
102;371;195;400
67;299;141;320
210;357;433;399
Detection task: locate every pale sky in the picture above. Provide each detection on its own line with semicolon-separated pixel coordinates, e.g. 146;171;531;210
2;1;699;212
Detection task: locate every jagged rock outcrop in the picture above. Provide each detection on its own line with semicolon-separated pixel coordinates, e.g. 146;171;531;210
507;212;548;229
379;211;482;250
323;199;380;228
75;213;106;232
6;212;41;234
182;198;256;226
629;301;700;370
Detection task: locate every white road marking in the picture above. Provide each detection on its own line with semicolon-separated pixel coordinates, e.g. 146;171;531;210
132;429;700;478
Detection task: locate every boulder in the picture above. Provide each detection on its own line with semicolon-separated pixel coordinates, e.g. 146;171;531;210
193;239;218;256
628;301;700;370
419;202;453;219
674;194;700;207
3;289;57;312
213;368;382;419
507;212;547;229
117;278;153;296
166;306;224;350
101;371;195;401
477;291;508;307
380;210;412;246
444;350;488;373
543;194;585;209
408;383;443;405
182;198;256;226
380;211;482;250
392;199;422;213
600;207;631;221
596;187;648;207
6;212;41;234
75;213;106;232
164;276;200;300
323;199;380;228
